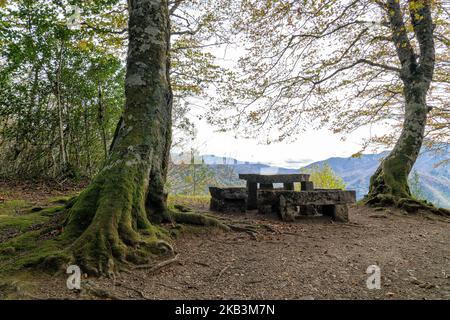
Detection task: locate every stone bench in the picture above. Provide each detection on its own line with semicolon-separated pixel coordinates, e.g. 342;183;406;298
238;174;311;210
209;187;248;213
257;190;356;222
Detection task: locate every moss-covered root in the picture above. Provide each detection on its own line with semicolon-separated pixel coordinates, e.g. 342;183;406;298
365;191;449;216
364;159;439;214
366;158;411;202
40;159;175;277
169;211;230;231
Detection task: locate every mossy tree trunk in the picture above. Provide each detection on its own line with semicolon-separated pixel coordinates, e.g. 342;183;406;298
62;0;174;276
366;0;435;208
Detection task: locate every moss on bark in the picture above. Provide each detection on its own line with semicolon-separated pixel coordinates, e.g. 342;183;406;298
365;58;440;214
0;0;228;277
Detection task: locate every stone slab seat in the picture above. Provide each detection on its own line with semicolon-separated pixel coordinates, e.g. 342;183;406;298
239;173;311;210
238;174;310;184
209;187;248;213
257;190;356;222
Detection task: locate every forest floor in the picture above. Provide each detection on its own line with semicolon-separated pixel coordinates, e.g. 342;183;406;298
0;181;449;300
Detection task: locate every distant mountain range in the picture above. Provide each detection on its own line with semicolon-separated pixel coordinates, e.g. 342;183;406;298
169;149;450;208
306;151;450;208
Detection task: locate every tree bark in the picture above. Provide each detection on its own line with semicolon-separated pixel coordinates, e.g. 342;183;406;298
366;0;435;209
97;82;109;164
56;44;67;171
61;0;174;276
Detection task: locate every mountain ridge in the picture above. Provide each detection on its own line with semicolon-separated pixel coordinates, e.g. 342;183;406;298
170;149;449;208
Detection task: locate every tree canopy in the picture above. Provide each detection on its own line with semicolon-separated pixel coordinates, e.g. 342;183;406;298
210;0;449;156
0;0;232;179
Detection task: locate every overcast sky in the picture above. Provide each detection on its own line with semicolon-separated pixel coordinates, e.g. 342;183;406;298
187;117;385;168
177;43;390;169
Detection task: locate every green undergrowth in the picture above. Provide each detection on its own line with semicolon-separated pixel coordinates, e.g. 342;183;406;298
0;205;70;276
48;195;77;205
364;193;450;216
0;213;49;232
168;194;210;210
0;200;31;216
0;194;224;279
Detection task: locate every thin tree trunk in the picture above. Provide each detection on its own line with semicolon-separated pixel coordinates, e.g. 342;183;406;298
97;82;108;163
83;104;93;177
56;44;67;171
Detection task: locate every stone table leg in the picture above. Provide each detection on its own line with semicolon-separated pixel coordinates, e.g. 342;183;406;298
246;181;258;210
321;204;349;222
301;181;314;191
333;204;349;222
284;182;294;190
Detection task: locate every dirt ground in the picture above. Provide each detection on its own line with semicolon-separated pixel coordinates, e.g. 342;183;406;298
1;181;449;300
11;204;448;300
0;180;86;205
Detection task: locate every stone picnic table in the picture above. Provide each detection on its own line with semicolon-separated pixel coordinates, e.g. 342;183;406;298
238;173;311;210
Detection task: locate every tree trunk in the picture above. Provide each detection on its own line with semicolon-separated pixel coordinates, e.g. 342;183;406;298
366;80;429;205
366;0;435;210
61;0;174;276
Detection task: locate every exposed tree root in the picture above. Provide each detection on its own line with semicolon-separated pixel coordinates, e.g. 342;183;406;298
83;282;122;300
132;254;180;271
118;283;150;299
168;210;230;231
5;198;231;278
226;224;258;240
214;265;231;285
365;194;450;216
365;155;449;216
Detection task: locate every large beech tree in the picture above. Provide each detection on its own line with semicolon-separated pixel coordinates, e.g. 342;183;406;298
212;0;449;211
366;0;436;208
62;0;174;275
55;0;222;276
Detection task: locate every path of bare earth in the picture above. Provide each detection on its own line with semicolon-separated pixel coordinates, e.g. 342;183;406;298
24;205;450;300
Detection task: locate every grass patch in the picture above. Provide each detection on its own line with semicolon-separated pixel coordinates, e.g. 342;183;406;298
168;194;210;210
47;195;77;205
0;223;70;275
0;200;31;216
0;193;220;279
0;198;69;276
0;212;49;232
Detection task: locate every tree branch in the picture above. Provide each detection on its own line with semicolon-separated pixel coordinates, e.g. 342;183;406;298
386;0;417;71
408;0;435;80
314;59;400;85
357;59;401;73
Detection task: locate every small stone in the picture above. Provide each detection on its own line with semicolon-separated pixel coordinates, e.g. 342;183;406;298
386;292;395;297
419;283;435;289
369;214;388;219
298;295;315;300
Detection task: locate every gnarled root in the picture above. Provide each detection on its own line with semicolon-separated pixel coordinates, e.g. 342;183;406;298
365;162;449;216
365;194;449;216
33;161;177;277
168;210;230;231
